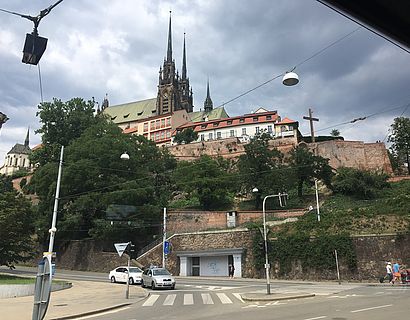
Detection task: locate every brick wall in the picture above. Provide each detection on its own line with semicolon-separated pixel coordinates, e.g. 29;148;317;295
167;209;306;234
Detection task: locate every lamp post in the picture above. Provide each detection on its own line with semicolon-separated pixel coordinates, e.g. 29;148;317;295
252;188;287;295
314;178;321;222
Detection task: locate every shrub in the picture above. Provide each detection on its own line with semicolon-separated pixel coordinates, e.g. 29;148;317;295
332;167;389;199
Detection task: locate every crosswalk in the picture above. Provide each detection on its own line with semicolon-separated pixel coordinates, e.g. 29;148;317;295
142;292;244;307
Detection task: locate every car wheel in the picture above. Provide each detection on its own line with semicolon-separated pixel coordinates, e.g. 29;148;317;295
141;280;145;288
129;277;134;285
110;276;116;283
152;281;156;290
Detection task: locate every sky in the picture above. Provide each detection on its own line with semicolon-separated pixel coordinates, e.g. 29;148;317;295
1;0;409;165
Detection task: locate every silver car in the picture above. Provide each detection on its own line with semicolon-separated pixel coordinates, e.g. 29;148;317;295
109;266;143;285
141;267;175;290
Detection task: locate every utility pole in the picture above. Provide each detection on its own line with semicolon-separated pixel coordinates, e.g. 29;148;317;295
162;208;167;268
303;108;319;143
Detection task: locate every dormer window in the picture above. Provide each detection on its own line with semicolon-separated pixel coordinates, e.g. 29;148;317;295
227;120;232;125
111;116;117;120
213;122;219;127
266;115;272;120
253;117;258;122
239;118;245;123
137;111;143;116
201;124;207;129
123;113;130;118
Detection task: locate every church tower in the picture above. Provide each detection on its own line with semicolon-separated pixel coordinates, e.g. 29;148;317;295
178;33;193;113
156;13;193;115
203;80;213;113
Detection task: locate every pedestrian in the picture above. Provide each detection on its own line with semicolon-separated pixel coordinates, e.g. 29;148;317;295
393;261;401;284
386;262;393;284
228;264;235;278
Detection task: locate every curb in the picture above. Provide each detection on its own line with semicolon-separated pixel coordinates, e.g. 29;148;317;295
241;293;315;302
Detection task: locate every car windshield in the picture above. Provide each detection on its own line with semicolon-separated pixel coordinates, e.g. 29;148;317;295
129;267;142;273
153;269;170;276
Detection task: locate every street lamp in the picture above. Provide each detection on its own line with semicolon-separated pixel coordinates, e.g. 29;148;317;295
120;152;130;160
252;188;288;295
282;71;299;86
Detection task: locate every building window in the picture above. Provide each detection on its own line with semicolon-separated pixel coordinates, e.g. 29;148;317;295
268;125;272;133
253;117;258;122
217;132;222;139
156;132;160;140
161;119;165;128
213;122;219;127
256;127;260;134
208;132;213;140
156;120;160;129
201;124;207;129
166;130;171;138
239;118;245;123
150;121;155;130
230;130;235;137
200;134;205;141
242;128;246;135
166;118;171;126
227;120;232;125
266;115;272;120
161;131;165;140
281;125;287;132
143;123;148;132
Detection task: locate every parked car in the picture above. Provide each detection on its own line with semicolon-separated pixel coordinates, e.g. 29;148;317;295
141;267;175;290
109;266;143;285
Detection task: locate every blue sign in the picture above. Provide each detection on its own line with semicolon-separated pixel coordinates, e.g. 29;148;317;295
164;241;170;254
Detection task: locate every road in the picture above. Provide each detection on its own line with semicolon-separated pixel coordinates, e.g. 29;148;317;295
2;267;409;320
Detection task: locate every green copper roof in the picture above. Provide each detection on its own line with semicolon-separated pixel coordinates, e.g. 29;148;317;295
189;107;229;123
103;98;157;124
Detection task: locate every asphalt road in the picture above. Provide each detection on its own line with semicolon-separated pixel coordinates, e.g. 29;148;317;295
88;285;410;320
2;266;409;320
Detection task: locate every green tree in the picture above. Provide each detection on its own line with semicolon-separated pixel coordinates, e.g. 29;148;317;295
173;128;198;144
237;132;288;208
29;119;176;246
288;145;334;197
332;167;389;199
388;117;410;175
0;176;34;267
330;129;340;137
173;155;234;210
31;97;99;165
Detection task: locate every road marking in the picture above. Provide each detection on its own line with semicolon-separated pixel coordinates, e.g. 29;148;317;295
201;293;214;304
303;316;326;320
216;293;233;304
184;293;194;305
266;301;287;306
142;294;160;307
232;293;245;303
351;304;393;313
163;294;177;305
74;307;130;319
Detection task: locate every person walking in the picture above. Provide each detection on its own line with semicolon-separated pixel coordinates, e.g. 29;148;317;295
393;261;401;284
228;264;235;278
386;262;393;284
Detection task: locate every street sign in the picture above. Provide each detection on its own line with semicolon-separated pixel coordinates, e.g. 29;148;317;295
114;242;130;257
32;255;52;320
164;241;170;255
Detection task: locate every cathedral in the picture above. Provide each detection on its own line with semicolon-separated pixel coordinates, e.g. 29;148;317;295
102;14;229;145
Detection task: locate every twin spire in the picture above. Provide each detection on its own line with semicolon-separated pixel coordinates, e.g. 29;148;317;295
166;12;187;80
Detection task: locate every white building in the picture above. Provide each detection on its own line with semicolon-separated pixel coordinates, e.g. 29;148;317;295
0;129;32;176
173;107;300;144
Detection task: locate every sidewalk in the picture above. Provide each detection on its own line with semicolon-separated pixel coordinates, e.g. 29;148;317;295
0;280;147;320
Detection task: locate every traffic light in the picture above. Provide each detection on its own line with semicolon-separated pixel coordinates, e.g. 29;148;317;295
127;243;137;259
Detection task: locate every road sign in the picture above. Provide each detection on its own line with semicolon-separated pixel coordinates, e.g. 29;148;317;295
164;241;170;254
32;255;52;320
114;242;130;257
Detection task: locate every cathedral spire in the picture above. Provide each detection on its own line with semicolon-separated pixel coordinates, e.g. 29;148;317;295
167;11;172;62
182;32;187;80
204;79;213;112
24;128;29;147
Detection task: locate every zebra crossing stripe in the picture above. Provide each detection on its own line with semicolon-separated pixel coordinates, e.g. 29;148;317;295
184;294;194;305
216;293;233;304
232;293;245;303
163;294;177;306
201;293;214;304
142;294;160;307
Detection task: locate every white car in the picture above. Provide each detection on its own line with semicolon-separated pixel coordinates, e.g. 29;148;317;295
109;266;143;285
141;267;176;290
